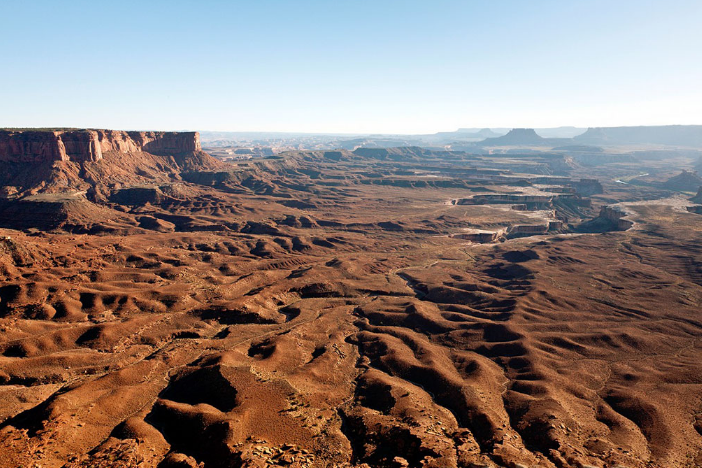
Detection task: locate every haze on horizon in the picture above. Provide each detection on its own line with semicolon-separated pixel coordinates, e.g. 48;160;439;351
1;0;701;134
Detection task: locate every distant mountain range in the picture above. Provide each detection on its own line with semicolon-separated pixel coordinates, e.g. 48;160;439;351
448;126;586;139
199;125;702;150
470;125;702;149
430;128;503;140
198;127;586;147
573;125;702;147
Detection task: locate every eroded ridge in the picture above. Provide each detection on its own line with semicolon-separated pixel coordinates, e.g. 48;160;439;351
0;144;701;468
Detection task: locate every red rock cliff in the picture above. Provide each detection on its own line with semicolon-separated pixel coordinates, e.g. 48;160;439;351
0;129;202;163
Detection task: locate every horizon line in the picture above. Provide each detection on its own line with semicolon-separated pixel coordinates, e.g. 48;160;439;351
3;123;702;136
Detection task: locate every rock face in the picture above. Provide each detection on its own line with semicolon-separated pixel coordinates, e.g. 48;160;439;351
0;129;202;163
571;178;604;196
599;205;634;230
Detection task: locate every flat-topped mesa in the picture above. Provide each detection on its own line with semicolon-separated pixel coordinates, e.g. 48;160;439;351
480;128;547;146
0;129;202;163
127;131;202;155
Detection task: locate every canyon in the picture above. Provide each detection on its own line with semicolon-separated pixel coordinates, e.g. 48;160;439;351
0;129;701;468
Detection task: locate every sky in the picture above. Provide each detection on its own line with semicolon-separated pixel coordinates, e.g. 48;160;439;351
1;0;701;134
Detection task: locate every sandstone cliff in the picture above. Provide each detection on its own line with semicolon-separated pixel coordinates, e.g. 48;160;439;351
0;129;222;198
570;178;604;196
0;129;202;163
575;204;634;232
598;205;634;230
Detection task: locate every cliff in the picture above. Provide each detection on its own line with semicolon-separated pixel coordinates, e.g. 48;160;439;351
575;204;634;232
598;205;634;231
0;129;223;198
0;129;202;163
570;178;604;196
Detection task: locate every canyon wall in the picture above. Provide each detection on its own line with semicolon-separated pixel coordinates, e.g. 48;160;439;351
599;205;634;230
508;223;550;236
0;129;201;163
571;178;604;196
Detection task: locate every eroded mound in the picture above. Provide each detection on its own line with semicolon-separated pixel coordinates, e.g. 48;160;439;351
0;145;700;468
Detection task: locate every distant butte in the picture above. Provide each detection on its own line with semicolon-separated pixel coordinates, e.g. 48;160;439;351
479;128;566;146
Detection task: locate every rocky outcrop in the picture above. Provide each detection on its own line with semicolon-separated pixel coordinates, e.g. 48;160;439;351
574;204;633;233
599;205;634;230
0;129;221;198
690;187;702;204
570;178;604;196
508;223;550;237
132;131;201;155
0;129;202;163
0;195;130;232
451;229;506;243
662;170;702;192
0;130;84;162
453;194;553;210
108;186;167;206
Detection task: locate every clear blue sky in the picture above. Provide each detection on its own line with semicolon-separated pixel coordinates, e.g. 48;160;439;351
1;0;700;133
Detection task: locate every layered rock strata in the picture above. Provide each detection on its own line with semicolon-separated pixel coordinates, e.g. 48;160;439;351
0;129;201;163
